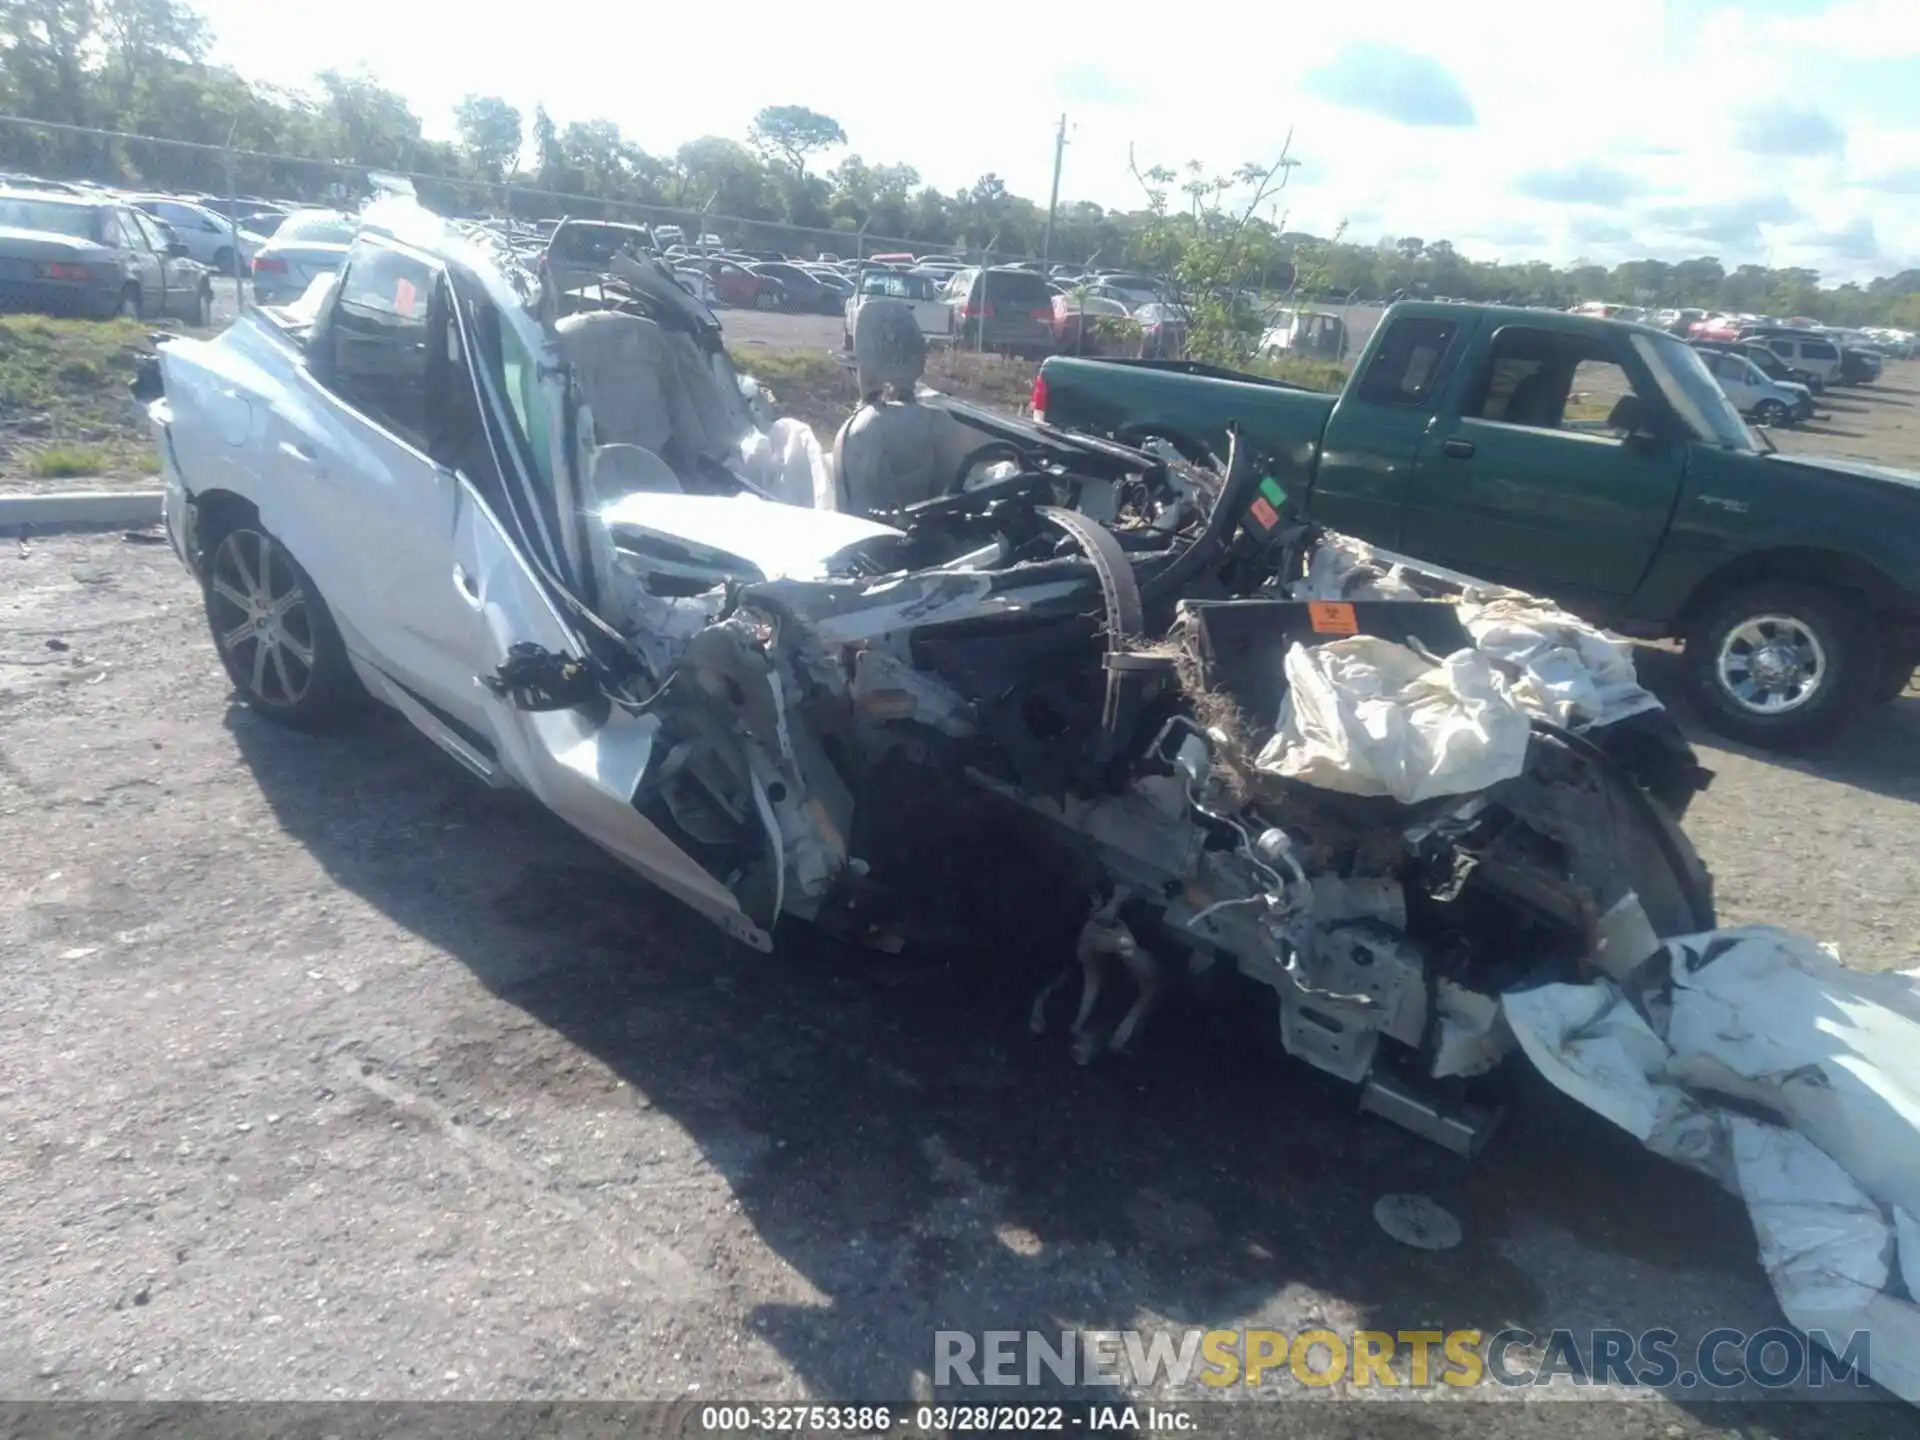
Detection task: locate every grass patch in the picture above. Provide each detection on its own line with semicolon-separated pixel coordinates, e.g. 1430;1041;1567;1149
729;346;857;444
25;444;110;478
0;314;156;486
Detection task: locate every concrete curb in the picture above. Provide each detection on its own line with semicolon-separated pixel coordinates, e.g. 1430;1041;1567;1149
0;489;164;533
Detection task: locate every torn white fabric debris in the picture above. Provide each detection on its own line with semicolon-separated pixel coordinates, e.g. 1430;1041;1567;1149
1291;534;1422;602
1502;926;1920;1405
1459;596;1661;731
1256;637;1532;804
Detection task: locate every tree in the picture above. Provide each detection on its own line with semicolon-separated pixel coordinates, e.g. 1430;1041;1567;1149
530;103;561;190
746;104;846;179
454;94;523;183
1396;236;1425;261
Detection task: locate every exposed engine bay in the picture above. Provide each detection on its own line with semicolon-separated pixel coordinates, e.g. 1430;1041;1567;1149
506;244;1718;1157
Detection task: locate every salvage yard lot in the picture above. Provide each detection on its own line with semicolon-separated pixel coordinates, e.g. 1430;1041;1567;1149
0;534;1916;1432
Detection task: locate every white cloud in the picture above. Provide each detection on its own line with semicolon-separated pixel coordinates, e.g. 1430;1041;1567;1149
188;0;1914;279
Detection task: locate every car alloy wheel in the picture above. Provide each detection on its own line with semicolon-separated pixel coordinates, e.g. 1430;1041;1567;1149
117;286;140;319
1754;399;1789;427
1715;613;1827;716
208;526;317;710
754;289;779;311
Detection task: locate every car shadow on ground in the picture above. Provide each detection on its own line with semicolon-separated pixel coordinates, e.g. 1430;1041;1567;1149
1794;423;1869;441
218;700;1883;1430
1632;647;1920;804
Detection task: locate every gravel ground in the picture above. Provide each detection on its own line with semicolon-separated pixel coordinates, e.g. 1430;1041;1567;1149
1;529;1916;1439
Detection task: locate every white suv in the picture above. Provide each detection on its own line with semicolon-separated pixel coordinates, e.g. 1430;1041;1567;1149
1749;331;1843;390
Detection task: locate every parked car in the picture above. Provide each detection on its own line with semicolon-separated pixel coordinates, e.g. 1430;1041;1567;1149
947;266;1056;357
249;210;358;306
535;218;659;305
0;188;213;322
743;261;838;314
1089;272;1172;308
1050;289;1133;352
1036;303;1920;748
675;256;782;310
844;267;950;347
129;195;262;271
1698;349;1810;426
1691;341;1818;414
1839;344;1884;386
1739;329;1843;390
802;265;855;300
653;224;685;249
1259;309;1349;362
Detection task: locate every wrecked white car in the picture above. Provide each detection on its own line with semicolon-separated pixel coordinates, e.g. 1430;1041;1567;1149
140;202;1920;1405
141;200;1720;1161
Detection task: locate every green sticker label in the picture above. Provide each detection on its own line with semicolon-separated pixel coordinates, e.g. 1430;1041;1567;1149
1258;476;1288;508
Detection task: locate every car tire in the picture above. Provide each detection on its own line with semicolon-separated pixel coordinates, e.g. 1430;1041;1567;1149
201;512;361;731
1683;582;1877;750
753;289;779;311
212;246;235;273
1753;399;1790;427
115;284;141;320
1873;645;1918;703
187;284;210;327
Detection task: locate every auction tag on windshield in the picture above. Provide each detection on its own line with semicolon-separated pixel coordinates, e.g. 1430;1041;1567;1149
393;275;418;317
1309;601;1359;636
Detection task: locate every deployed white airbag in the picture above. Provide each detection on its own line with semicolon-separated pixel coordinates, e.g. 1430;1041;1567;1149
1255;636;1532;804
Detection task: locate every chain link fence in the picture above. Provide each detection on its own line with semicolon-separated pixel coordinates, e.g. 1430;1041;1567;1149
0;113;1040;266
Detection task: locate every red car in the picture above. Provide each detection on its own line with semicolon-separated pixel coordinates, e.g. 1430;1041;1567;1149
680;256;783;310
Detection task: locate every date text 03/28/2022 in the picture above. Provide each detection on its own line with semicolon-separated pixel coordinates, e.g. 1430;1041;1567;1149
697;1407;1193;1433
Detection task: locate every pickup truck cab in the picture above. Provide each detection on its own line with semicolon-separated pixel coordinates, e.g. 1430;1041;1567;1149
1036;302;1920;748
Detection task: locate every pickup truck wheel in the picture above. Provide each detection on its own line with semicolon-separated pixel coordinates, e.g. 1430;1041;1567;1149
1874;645;1918;703
202;517;359;731
1752;399;1790;427
1684;583;1876;749
753;289;779;311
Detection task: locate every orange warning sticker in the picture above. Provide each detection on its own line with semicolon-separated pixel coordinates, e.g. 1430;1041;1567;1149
1308;601;1359;636
1248;496;1280;529
393;275;418;317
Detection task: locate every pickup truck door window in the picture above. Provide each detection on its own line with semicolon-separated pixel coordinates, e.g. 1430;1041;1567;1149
283;241;490;730
1409;325;1683;601
1312;316;1461;548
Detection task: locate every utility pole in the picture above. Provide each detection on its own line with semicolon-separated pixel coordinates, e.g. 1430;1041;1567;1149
1041;113;1067;263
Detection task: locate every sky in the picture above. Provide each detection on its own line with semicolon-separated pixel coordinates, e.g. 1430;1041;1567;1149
191;0;1920;282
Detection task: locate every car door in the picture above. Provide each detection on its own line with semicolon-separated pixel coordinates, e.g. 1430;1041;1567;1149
1406;323;1683;603
1311;315;1466;547
276;238;492;734
102;208;161;313
1710;353;1757;410
126;209;185;316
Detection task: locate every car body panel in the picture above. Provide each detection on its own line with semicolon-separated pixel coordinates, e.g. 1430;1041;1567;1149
151;218;773;950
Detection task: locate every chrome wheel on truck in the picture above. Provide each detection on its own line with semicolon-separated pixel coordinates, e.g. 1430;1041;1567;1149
1716;614;1826;714
1685;583;1875;749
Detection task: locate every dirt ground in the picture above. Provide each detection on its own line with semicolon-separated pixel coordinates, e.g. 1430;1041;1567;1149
0;516;1917;1436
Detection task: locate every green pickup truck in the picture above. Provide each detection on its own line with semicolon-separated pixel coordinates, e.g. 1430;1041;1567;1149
1034;302;1920;748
